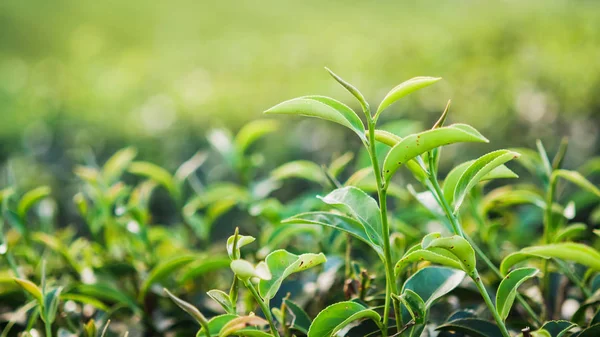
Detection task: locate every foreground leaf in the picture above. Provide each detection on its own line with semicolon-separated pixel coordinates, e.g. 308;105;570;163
451;150;520;212
307;301;382;337
382;124;488;183
496;267;539;321
259;250;326;300
319;186;383;247
539;320;576;337
283;212;383;257
500;243;600;275
265;95;365;140
443;161;518;205
375;76;442;120
218;315;269;337
13;278;43;304
164;288;208;326
282;298;311;334
402;266;466;308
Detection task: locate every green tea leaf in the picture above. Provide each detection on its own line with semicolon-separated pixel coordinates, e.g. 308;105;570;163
539;320;576;337
13;278;43;304
425;235;477;274
76;283;140;312
207;290;234;314
270;160;327;185
227;233;256;260
128;161;178;198
259;250;326;300
395;249;463;275
325;67;369;114
283;212;383;257
372;130;427;181
139;255;196;301
328;152;354;178
375;76;442;120
198;314;238;337
496;267;539;321
60;294;109;312
307;301;381;337
436;318;503;337
397;289;426;324
234;119;279;154
102;147;138;184
556;223;587;242
164;288;208;326
41;286;63;323
84;319;97;337
179;256;236;283
552;170;600;198
500;243;600;275
265;95;365;140
319;186;383;247
17;186;51;220
452;150;520;212
443;160;519;205
382;124;488;183
402;266;466;308
577;323;600;337
218;315;268;337
175;151;207;183
283;298;311;334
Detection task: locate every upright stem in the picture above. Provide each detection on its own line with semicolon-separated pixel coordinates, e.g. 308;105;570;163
426;155;511;336
45;321;52;337
473;274;511;337
245;281;281;337
366;119;400;336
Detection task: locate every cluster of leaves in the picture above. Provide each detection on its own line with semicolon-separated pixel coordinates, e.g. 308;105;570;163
1;69;600;337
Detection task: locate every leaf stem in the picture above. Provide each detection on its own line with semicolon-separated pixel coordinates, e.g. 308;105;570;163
244;280;281;337
426;154;512;336
472;273;511;337
45;320;52;337
365;117;400;336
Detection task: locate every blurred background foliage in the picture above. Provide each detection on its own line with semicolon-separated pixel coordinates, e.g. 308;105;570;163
0;0;599;192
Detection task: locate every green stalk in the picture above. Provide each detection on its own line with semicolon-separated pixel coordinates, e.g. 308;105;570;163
365;118;400;336
426;154;512;336
473;274;511;337
45;321;52;337
244;281;281;337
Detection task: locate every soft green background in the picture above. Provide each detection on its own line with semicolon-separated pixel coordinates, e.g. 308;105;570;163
0;0;599;168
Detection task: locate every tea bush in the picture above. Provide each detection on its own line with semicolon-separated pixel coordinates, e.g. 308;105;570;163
1;69;600;337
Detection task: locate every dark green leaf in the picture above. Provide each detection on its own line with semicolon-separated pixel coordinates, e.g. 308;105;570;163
436;318;503;337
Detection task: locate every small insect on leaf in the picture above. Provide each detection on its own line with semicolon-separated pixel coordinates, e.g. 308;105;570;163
496;267;539;321
265;95;366;141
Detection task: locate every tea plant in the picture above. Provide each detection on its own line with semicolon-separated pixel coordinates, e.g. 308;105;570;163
264;68;600;336
1;69;600;337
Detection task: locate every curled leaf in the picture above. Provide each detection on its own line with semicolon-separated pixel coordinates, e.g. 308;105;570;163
259;250;326;300
496;267;539;321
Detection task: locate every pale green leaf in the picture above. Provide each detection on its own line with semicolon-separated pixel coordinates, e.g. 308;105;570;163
265;95;365;140
496;267;539;321
375;76;442;120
